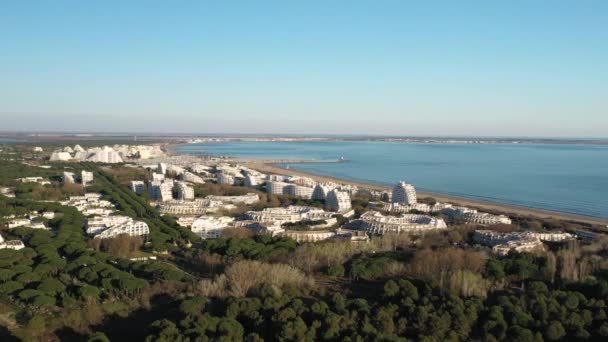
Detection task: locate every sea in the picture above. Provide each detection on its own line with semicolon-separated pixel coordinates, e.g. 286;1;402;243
175;141;608;219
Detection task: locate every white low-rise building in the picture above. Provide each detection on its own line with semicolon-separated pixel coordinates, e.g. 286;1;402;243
217;173;235;185
206;193;260;205
350;211;447;235
245;206;336;225
0;238;25;250
191;216;235;239
8;218;32;229
87;215;149;239
156;199;236;216
473;230;547;255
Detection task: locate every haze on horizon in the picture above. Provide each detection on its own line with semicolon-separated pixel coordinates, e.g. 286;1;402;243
1;1;607;138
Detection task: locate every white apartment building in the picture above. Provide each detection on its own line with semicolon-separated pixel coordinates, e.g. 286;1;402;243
87;215;149;239
351;211;447;235
152;173;165;182
190;216;235;239
206;193;260;205
245;206;336;225
8;218;32;229
368;202;432;214
157;163;167;174
81;171;94;186
149;180;174;202
0;239;25;250
312;184;332;200
131;180;146;194
33;146;43;152
62;172;76;184
442;207;512;225
217;173;235;185
156;199;236;215
181;171;205;184
326;190;352;213
50;151;72;161
176;182;195;201
391;181;417;205
284;184;314;199
281;230;336;243
266;181;289;195
473;230;546;255
85;146;124;163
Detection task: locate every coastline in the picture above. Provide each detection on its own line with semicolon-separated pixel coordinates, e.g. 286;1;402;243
245;161;608;226
166;144;608;226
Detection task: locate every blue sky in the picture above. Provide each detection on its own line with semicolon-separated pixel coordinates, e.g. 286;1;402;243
0;1;606;137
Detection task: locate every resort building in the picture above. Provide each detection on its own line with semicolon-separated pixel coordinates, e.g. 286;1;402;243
326;190;352;213
86;216;149;239
60;193;115;215
266;181;289;195
473;230;547;255
81;171;94;186
442;207;512;225
350;211;447;235
368;202;432;214
156;199;236;216
176;216;197;228
62;172;76;184
206;193;260;205
0;236;25;250
176;182;195;201
312;184;332;200
152;173;165;182
245;206;337;225
130;181;146;194
157;162;167;175
181;171;205;184
392;181;417;205
149;180;174;202
18;177;51;185
50;151;72;161
85;146;124;163
190;216;235;239
281;230;336;243
284;184;314;199
217;173;235;185
32;146;43;152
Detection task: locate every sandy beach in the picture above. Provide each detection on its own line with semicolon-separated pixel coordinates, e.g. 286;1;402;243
245;161;608;227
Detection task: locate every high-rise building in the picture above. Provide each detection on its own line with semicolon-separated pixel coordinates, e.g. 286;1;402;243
312;184;332;200
326;190;352;213
62;172;76;183
81;171;94;186
149;181;174;201
176;182;195;201
391;181;417;204
158;163;167;175
266;181;289;195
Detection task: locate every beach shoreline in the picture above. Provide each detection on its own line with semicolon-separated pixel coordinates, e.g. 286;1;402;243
244;160;608;226
167;144;608;226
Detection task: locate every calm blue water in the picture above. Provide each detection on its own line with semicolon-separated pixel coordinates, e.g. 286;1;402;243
176;141;608;218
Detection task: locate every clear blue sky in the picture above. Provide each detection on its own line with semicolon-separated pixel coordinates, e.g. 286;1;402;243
1;1;606;137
